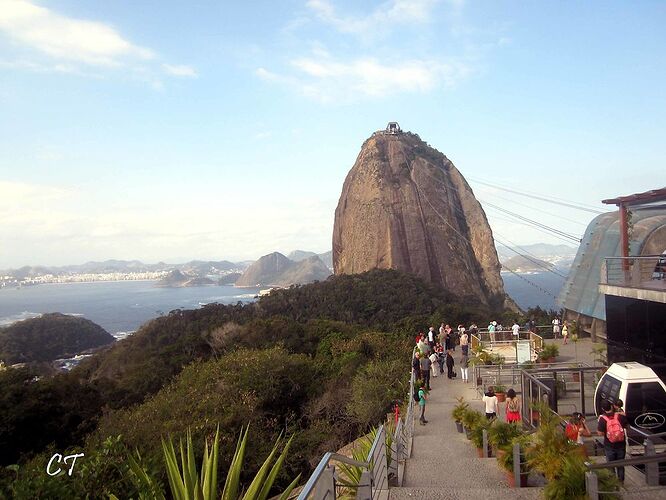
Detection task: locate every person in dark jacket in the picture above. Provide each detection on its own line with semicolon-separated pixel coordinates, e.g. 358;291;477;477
412;352;421;380
445;349;455;379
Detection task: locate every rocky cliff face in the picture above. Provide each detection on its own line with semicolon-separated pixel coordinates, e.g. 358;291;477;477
333;130;508;308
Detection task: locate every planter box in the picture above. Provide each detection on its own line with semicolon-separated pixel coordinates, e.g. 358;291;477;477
506;470;529;488
455;421;464;433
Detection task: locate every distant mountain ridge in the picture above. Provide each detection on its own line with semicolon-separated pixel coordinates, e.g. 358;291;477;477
236;252;331;287
502;255;555;273
496;243;577;269
1;259;248;279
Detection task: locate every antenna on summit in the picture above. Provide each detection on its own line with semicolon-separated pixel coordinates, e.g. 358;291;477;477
385;122;402;134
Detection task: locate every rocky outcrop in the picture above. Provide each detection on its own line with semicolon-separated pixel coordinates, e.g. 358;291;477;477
333;129;508;308
236;252;331;287
0;313;114;364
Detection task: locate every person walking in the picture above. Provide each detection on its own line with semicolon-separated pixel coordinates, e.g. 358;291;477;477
512;321;520;338
460;349;469;382
552;317;561;338
460;330;469;353
412;352;421;380
565;412;591;456
444;324;452;350
418;384;428;425
427;326;436;349
505;389;521;423
429;351;439;378
445;349;455;379
483;386;499;419
439;322;446;345
488;321;496;348
597;400;629;482
562;321;569;345
420;352;431;390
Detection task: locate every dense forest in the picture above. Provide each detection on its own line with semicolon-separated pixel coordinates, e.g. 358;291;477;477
0;269;516;498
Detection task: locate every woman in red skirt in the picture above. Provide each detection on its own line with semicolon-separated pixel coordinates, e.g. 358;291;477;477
505;388;521;423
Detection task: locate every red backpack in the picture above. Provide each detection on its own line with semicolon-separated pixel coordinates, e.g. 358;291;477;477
601;414;625;443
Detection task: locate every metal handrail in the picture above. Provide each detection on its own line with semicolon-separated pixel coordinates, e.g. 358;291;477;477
297;350;417;499
585;453;666;469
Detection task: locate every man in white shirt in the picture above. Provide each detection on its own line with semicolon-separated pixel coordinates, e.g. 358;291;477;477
512;321;520;337
427;326;435;348
482;387;499;419
552;318;561;338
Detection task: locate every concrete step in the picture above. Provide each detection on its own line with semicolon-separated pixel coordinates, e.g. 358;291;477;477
402;457;507;489
389;486;543;499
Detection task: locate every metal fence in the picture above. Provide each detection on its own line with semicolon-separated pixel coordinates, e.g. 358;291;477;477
297;357;415;499
586;430;666;499
603;255;666;291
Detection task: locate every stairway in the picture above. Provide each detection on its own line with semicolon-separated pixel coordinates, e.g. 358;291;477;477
389;373;542;499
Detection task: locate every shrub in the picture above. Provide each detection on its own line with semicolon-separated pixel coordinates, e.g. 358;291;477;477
451;397;469;423
487;421;522;449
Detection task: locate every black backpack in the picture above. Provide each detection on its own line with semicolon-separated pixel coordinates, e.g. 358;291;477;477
413;390;421;402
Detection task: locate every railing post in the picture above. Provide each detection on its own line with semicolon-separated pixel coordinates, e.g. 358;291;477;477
313;465;336;499
482;429;489;458
513;442;521;488
580;370;586;416
356;470;372;500
585;470;599;500
645;439;659;486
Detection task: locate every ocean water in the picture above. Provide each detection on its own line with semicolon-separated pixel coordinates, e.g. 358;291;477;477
0;273;565;337
0;281;261;336
501;271;566;311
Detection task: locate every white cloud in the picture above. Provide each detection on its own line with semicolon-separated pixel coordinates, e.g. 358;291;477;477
162;63;198;78
257;54;470;102
306;0;439;35
0;0;196;85
0;0;153;66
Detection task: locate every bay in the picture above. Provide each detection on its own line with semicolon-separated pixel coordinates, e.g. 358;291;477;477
0;281;261;336
501;271;567;311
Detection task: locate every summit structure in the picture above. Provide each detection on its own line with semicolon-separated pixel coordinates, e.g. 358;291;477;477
333;124;508;307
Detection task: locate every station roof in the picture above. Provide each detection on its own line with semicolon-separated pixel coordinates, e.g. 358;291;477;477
602;187;666;207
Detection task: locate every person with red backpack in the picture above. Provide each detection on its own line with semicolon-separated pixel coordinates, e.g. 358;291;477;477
597;399;629;482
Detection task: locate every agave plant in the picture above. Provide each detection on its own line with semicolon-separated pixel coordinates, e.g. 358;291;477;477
161;426;300;500
110;426;300;500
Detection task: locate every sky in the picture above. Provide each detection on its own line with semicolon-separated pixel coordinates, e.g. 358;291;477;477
1;0;665;267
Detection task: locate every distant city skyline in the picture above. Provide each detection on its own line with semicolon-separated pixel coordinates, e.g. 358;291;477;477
2;0;664;267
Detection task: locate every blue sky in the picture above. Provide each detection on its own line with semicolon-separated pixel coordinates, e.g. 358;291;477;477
1;0;665;267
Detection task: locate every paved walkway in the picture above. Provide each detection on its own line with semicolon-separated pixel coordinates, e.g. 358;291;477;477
390;369;543;499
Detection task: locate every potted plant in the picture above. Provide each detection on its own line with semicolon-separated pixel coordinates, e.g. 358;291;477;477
496;434;531;487
520;360;535;370
461;408;483;440
470;418;493;457
543;453;619;499
537;343;559;364
494;384;507;403
487;420;522;459
451;397;469;434
526;402;580;483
